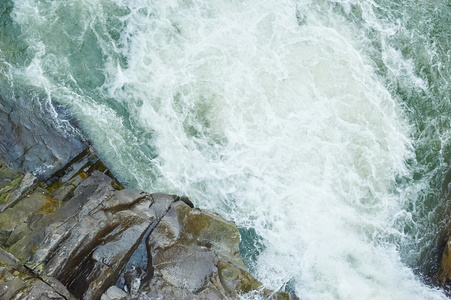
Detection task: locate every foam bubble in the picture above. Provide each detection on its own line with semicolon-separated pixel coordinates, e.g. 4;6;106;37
7;0;448;298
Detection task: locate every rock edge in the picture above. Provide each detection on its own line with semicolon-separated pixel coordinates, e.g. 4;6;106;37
0;148;295;300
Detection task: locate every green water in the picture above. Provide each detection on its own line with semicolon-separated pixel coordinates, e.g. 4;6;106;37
0;0;450;298
331;0;451;274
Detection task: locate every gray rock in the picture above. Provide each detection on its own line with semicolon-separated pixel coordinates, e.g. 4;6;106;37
142;201;261;299
150;193;178;220
0;247;19;267
103;189;148;212
0;92;86;180
0;172;37;213
0;267;28;300
0;263;74;300
153;245;217;291
177;195;194;208
0;151;295;300
123;263;146;295
101;286;129;300
12;279;65;300
0;161;22;190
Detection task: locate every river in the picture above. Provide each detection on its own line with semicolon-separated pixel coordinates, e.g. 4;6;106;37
0;0;450;298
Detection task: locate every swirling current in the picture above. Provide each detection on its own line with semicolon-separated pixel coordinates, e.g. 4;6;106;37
0;0;450;299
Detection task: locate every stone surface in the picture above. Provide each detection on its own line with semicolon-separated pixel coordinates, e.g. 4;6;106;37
438;168;451;291
0;149;295;299
101;286;129;300
139;201;292;299
0;248;74;300
439;236;451;283
0;171;37;213
0;92;86;180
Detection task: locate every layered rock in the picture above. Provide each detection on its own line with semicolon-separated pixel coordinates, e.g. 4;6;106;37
0;93;86;179
0;246;71;299
0;148;294;300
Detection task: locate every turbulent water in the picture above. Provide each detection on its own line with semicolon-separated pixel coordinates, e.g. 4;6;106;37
1;0;451;298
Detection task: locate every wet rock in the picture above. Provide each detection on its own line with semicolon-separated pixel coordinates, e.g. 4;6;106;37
123;263;146;295
0;149;295;300
140;201;293;299
177;195;194;208
153;244;217;291
437;168;451;290
439;236;451;283
0;248;74;300
0;267;28;300
13;280;66;300
0;172;37;213
0;92;86;180
0;247;20;267
0;161;22;190
0;151;171;299
101;286;129;300
102;189;147;212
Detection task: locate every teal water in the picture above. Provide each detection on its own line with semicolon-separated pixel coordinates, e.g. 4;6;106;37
1;0;450;298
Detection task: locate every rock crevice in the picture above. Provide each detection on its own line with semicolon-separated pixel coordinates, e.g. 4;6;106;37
0;148;293;300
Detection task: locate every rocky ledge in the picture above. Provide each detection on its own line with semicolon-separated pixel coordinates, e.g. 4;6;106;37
438;168;451;297
0;148;294;300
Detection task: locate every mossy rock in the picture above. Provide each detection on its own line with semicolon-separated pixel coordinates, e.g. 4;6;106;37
0;161;23;190
0;175;24;203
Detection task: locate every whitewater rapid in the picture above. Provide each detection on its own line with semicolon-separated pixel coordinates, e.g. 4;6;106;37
2;0;450;298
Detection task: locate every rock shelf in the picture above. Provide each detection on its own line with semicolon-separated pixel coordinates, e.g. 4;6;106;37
0;148;293;300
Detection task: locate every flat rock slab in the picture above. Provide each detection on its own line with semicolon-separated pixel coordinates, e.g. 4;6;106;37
0;93;86;180
0;249;75;300
0;161;22;190
0;172;37;213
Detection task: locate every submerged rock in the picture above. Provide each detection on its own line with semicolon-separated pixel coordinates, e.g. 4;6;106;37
0;148;295;300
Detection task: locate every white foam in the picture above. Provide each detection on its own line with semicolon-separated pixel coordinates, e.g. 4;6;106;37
99;1;443;298
10;0;447;299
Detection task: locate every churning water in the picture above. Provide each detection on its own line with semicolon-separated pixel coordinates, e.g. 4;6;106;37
1;0;450;298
